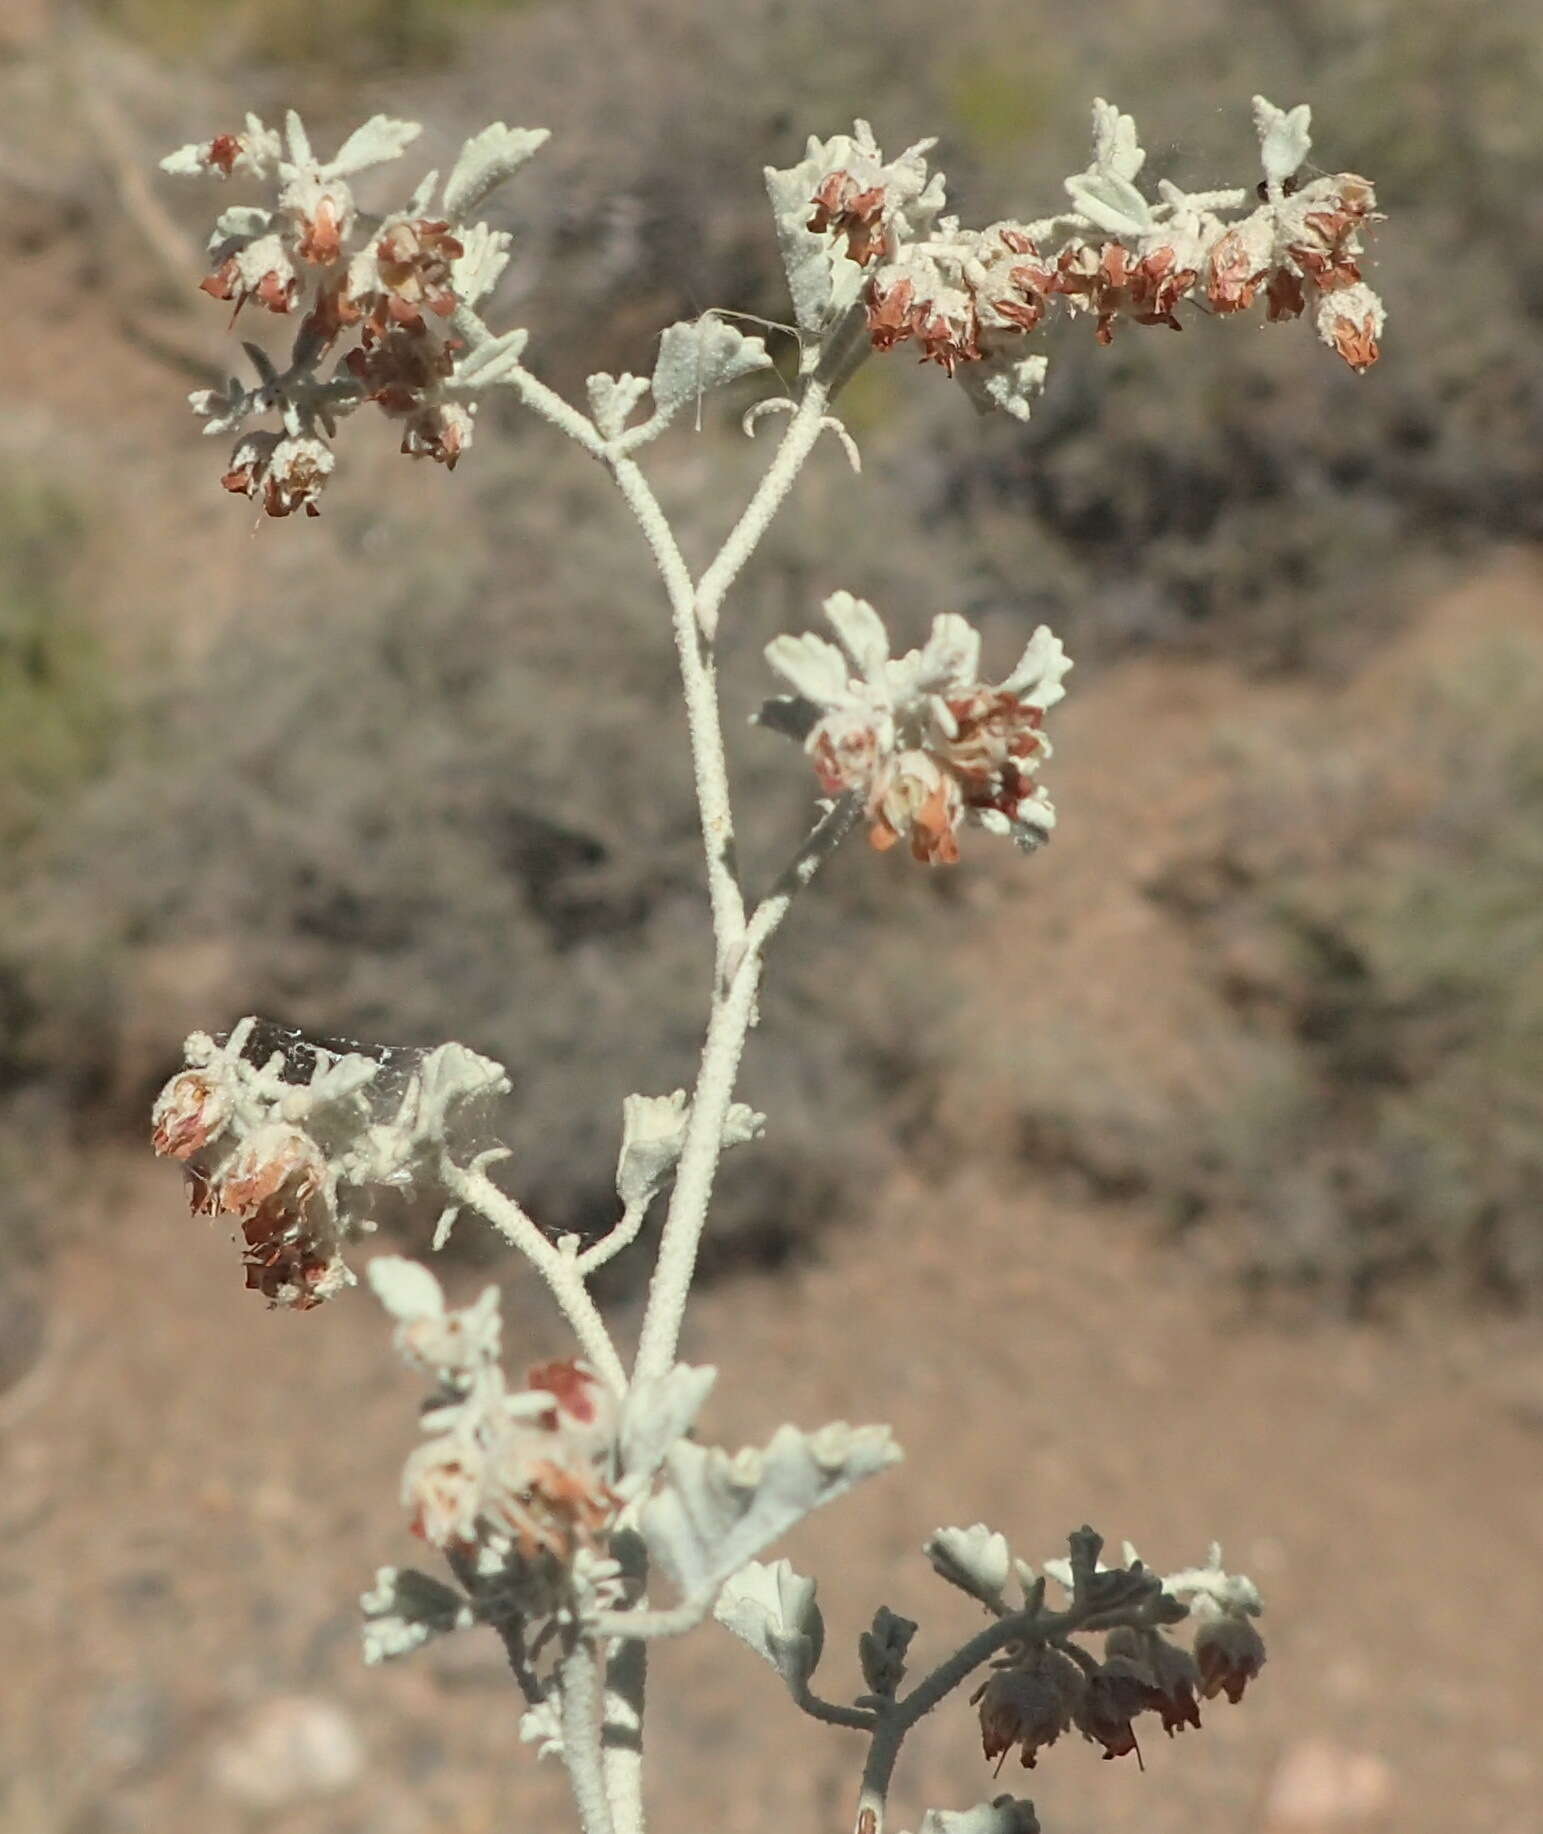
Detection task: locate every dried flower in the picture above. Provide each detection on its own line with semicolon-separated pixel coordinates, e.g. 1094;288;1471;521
1104;1626;1203;1736
1074;1655;1151;1763
151;1070;231;1160
1193;1612;1267;1703
152;1020;508;1310
974;1649;1085;1771
764;593;1070;863
222;432;335;518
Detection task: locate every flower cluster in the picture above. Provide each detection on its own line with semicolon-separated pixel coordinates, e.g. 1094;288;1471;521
762;592;1071;864
151;1017;508;1308
773;96;1382;421
162;111;548;513
962;1534;1264;1774
363;1264;901;1681
371;1259;622;1564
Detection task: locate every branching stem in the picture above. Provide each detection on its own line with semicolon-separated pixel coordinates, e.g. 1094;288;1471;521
442;1160;627;1394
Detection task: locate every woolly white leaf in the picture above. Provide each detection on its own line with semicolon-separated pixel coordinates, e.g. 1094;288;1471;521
1090;99;1144;179
454;326;530;387
1065;169;1153;237
714;1558;825;1689
619;1363;718;1492
919;1799;1041;1834
999;626;1072;708
326;115;421;178
926;1523;1012;1604
360;1565;471;1664
616;1092;764;1209
587;372;653;439
160;143;205;177
642;1421;901;1601
1162;1547;1263;1618
824;591;890;682
616;1090;689;1209
519;1699;564;1761
206;204;274;255
451;223;512;306
765;153;848;335
189;375;255;437
912;613;981;692
284;110;313;168
444;124;550;220
411;1042;509;1143
367;1256;445;1323
1252;96;1312;191
956;353;1049;424
764;632;852;707
651;317;773;425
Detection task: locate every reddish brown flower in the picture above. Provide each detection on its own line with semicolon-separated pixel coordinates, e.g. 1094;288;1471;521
1265;265;1306;322
200;256;296;318
865;276;918;352
206;133;242;177
809;170;889;265
295;194;346;265
528;1360;603;1424
1104;1627;1203;1737
346;327;454;414
372;218;465;332
1205;226;1267;315
912;305;981;375
1058;243;1196;344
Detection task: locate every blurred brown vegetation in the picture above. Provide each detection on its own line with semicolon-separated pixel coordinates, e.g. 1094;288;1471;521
2;0;1542;1325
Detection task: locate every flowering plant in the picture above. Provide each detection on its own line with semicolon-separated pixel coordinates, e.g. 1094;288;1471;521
151;92;1380;1834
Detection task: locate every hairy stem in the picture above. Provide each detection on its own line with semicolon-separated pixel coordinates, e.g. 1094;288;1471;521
558;1643;616;1834
441;1161;627;1394
632;798;858;1387
694;380;830;640
608;451;746;970
602;1639;647;1834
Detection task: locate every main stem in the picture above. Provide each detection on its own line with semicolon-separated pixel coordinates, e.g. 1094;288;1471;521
607;379;845;1388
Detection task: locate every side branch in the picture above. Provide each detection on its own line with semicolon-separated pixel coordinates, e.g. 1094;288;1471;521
608;452;746;966
694;381;831;640
441;1160;628;1394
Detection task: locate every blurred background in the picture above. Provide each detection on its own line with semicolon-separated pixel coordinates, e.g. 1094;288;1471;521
2;1;1541;1831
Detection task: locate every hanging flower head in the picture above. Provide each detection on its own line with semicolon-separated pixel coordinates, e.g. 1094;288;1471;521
151;1018;509;1310
762;593;1071;864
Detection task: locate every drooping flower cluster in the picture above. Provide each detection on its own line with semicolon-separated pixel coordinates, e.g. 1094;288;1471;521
162;111;548;512
771;96;1383;422
762;592;1071;864
151;1017;508;1308
935;1528;1265;1774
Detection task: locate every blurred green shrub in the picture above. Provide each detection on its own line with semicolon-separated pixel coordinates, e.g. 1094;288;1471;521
0;478;113;850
